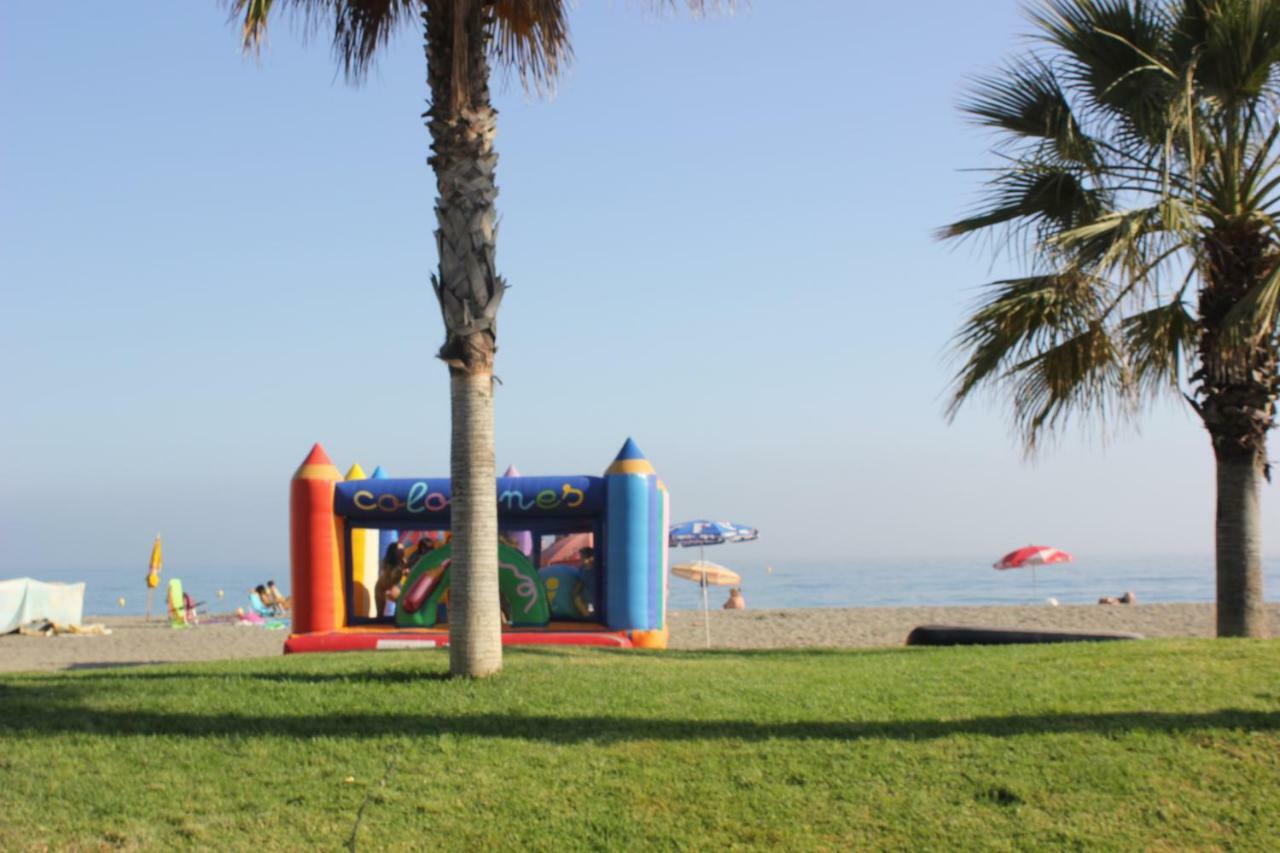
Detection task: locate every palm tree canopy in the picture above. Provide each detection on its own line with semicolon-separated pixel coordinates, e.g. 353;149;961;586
231;1;570;88
229;1;723;91
942;0;1280;450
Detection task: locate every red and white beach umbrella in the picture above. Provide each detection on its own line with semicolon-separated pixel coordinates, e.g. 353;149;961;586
993;546;1073;570
994;545;1073;595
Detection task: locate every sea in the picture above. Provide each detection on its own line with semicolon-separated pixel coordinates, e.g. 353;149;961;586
21;554;1278;617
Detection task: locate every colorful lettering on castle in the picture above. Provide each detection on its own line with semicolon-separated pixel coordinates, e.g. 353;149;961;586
352;481;587;514
499;483;584;511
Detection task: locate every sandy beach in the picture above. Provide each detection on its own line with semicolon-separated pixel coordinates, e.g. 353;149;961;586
667;603;1278;649
2;603;1274;673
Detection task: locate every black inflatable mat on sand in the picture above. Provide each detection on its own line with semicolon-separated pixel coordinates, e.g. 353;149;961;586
906;625;1143;646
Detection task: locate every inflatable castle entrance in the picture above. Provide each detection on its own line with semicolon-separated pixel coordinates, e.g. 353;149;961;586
285;439;670;653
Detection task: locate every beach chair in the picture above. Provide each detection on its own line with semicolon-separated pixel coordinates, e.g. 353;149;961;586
166;579;190;629
182;592;204;626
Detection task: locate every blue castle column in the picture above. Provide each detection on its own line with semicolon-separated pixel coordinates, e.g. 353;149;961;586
604;438;667;645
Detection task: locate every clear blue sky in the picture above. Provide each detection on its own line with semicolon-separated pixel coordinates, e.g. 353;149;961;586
3;1;1276;574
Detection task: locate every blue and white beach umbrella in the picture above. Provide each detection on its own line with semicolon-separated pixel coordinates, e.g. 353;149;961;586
668;520;759;549
668;519;759;646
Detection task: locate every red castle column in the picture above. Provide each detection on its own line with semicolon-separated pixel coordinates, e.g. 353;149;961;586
290;443;343;635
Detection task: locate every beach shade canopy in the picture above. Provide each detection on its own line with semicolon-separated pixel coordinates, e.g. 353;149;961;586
671;560;741;587
994;546;1073;570
668;520;759;548
540;532;593;567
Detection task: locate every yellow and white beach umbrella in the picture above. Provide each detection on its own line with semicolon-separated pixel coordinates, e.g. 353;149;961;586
671;560;742;647
671;560;741;586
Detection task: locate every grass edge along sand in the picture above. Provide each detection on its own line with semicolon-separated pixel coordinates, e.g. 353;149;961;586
0;640;1277;850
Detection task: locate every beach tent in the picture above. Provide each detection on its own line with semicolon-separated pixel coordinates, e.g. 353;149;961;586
0;578;85;633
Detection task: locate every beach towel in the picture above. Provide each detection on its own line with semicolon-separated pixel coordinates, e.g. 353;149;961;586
237;607;265;625
16;620;111;637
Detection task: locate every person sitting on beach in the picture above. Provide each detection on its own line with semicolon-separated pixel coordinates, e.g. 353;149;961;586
251;585;278;618
723;587;746;610
266;580;290;613
257;583;285;616
183;592;201;625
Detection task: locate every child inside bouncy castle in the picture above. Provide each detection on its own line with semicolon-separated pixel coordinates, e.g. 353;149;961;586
577;548;600;616
378;538;434;616
540;545;600;621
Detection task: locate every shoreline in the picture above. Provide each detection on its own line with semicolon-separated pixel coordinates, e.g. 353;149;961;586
2;602;1276;673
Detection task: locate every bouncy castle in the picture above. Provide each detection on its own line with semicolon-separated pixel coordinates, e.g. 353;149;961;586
286;439;670;653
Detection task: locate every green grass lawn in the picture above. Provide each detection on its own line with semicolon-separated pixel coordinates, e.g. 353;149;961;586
1;641;1277;851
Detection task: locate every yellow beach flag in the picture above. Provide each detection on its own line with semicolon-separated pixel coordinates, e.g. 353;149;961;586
146;535;163;620
148;535;163;580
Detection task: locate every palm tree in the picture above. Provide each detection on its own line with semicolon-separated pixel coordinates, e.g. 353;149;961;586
942;0;1279;637
230;0;721;674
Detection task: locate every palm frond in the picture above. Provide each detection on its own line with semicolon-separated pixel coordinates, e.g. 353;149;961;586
491;0;572;93
964;57;1101;168
1003;318;1136;448
1007;321;1132;448
1177;0;1280;105
1050;197;1193;273
1222;256;1280;343
1122;297;1197;394
1243;119;1280;209
227;0;418;81
947;271;1108;415
942;166;1105;242
1031;0;1177;144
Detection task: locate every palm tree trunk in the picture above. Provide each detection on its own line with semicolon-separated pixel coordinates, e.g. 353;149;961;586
1214;454;1268;637
424;2;506;676
448;363;502;676
1197;224;1277;639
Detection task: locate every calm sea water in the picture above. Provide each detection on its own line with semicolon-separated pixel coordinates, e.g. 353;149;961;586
18;554;1277;617
668;555;1279;611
